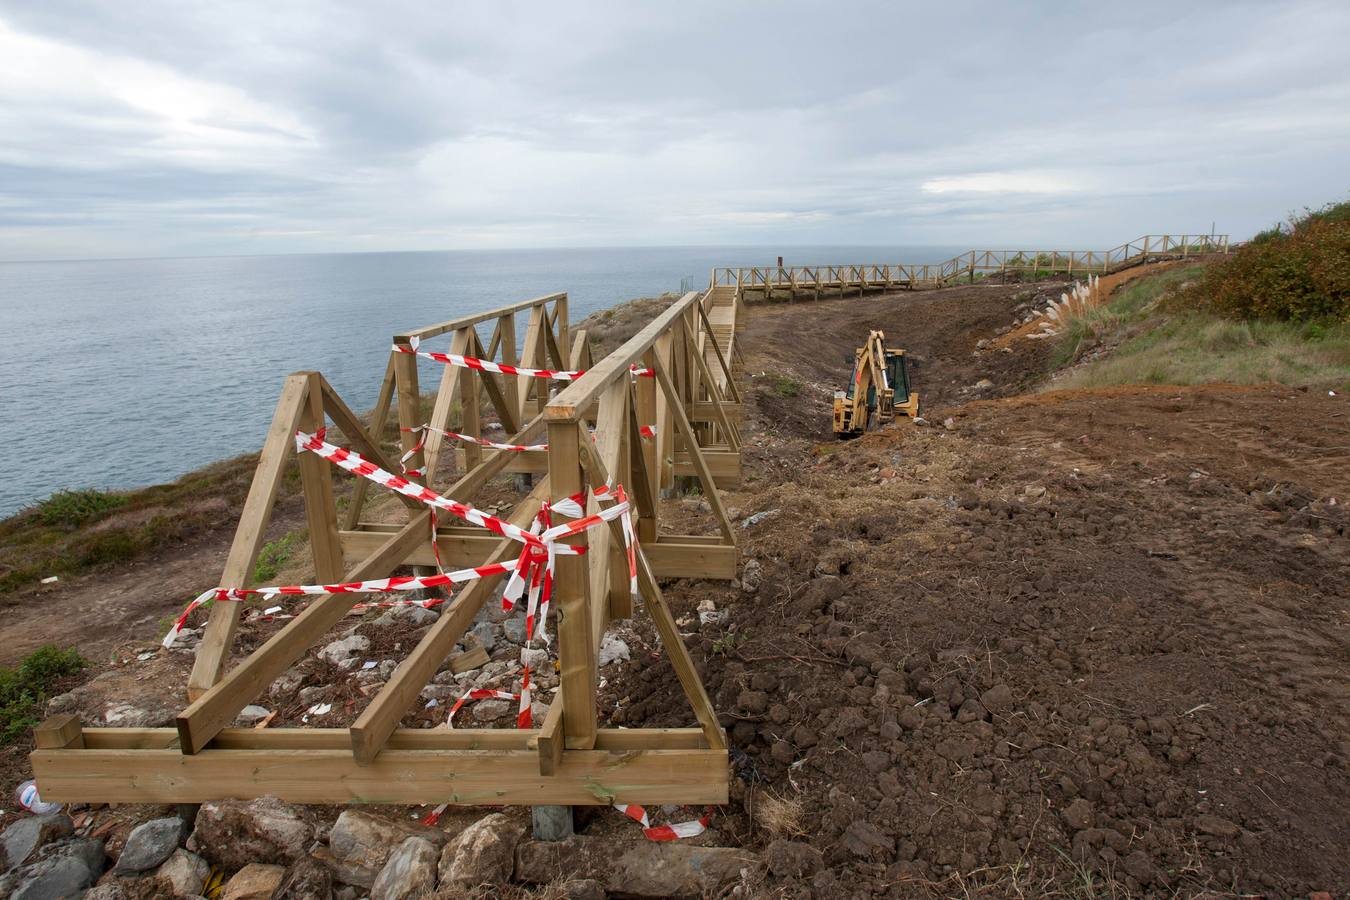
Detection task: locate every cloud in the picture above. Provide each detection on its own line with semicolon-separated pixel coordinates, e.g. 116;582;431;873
0;0;1348;259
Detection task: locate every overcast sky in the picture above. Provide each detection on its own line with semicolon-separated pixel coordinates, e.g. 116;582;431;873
1;1;1347;261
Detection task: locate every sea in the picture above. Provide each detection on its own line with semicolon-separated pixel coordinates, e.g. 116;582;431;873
0;245;966;518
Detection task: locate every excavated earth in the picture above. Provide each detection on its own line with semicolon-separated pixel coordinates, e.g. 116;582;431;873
2;281;1346;898
604;285;1350;898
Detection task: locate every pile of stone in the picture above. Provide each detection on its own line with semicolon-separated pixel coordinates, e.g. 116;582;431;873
0;797;761;898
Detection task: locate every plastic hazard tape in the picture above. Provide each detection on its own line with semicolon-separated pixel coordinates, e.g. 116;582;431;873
163;560;533;647
614;803;713;841
400;423;657;459
396;335;653;381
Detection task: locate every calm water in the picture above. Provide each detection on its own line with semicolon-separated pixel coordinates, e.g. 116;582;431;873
0;245;963;517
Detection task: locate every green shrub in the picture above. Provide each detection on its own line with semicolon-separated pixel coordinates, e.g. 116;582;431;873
32;489;127;528
1186;202;1350;322
771;375;801;397
0;646;86;745
254;531;303;583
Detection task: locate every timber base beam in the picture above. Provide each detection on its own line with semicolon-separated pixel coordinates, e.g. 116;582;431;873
31;725;728;806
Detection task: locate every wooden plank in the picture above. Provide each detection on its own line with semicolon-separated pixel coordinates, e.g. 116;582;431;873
498;313;519;417
633;349;659;544
549;422;597;749
177;515;431;754
337;530;734;580
343;354;396;530
688;331;741;451
296;373;345;582
189;374;310;699
31;746;728;806
72;726;708;752
393;340;428;486
536;695;564;776
672;449;741;488
34;715;84;749
396;292;566;343
458;332;483;471
518;305;544;422
448;643;489;675
473;330;520;435
696;300;741;403
690;401;744;424
587;382;628;628
652;356;735;543
420;328;469;480
349;486;548;764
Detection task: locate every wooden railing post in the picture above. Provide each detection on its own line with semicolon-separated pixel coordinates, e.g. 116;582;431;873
548;422;597;749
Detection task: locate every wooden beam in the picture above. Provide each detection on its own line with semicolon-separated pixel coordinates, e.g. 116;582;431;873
420;328;469;480
348;487;547;764
189;374;309;699
337;530;735;580
536;696;564;776
343;354;397;530
549;422;597;750
673;449;741;488
296;373;345;584
31;746;728;806
690;401;744;424
34;715;84;749
176;515;431;754
396;292;566;343
65;726;708;753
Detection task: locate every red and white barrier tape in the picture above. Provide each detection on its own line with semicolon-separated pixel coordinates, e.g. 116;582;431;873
614;803;713;841
400;423;657;457
396;336;652;381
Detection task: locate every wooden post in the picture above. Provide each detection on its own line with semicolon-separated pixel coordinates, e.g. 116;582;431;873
635;348;659;544
343;354;396;530
296;373;345;582
393;341;426;485
549;423;597;749
499;313;519;415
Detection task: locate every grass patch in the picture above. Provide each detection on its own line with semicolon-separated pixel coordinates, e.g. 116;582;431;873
770;374;802;397
1050;266;1206;368
0;646;86;745
253;531;305;583
1056;315;1350;391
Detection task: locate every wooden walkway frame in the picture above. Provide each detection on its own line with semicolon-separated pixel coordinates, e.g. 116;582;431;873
32;289;741;807
712;233;1231;301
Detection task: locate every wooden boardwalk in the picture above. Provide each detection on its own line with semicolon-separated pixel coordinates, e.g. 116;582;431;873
712;233;1229;302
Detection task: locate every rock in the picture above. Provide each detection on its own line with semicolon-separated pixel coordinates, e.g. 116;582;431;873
943;417;957;430
1;814;73;869
470;621;498;652
979;684;1013;713
270;665;309;701
155;848;210;896
375;604;439;627
1062;798;1095;831
103;703;174;727
370;836;438;900
471;699;511;722
697;599;724;626
326;811;447;888
273;857;334;900
221;862;285;900
521;647;550;670
764;839;822;878
976;339;991;349
438;813;524;889
191;797;314;871
1023;484;1046;499
82;885;127;899
740;559;762;594
737;690;769;714
598;635;630;667
912;417;929;426
0;837;105;899
320;635;370;665
113;816;185;873
740;509;780;529
234;704;272;726
1194;814;1240;838
515;836;759;897
502;618;527;644
974;378;994;389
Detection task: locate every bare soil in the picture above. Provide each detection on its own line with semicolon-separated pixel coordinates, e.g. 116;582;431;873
2;281;1347;897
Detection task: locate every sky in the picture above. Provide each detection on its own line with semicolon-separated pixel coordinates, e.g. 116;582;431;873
0;1;1348;261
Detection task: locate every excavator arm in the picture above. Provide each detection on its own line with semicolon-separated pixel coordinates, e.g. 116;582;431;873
832;330;919;436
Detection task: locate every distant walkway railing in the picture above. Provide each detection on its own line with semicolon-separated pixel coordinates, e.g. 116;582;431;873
711;233;1229;299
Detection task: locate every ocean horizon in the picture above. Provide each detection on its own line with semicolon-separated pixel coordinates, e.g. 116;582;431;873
0;243;967;518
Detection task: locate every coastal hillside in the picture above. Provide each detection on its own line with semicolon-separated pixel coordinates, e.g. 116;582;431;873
1;226;1347;897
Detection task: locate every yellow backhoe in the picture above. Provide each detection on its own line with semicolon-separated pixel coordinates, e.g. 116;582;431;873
832;330;920;437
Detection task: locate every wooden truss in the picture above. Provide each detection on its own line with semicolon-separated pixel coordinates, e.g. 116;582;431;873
32;289;744;807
